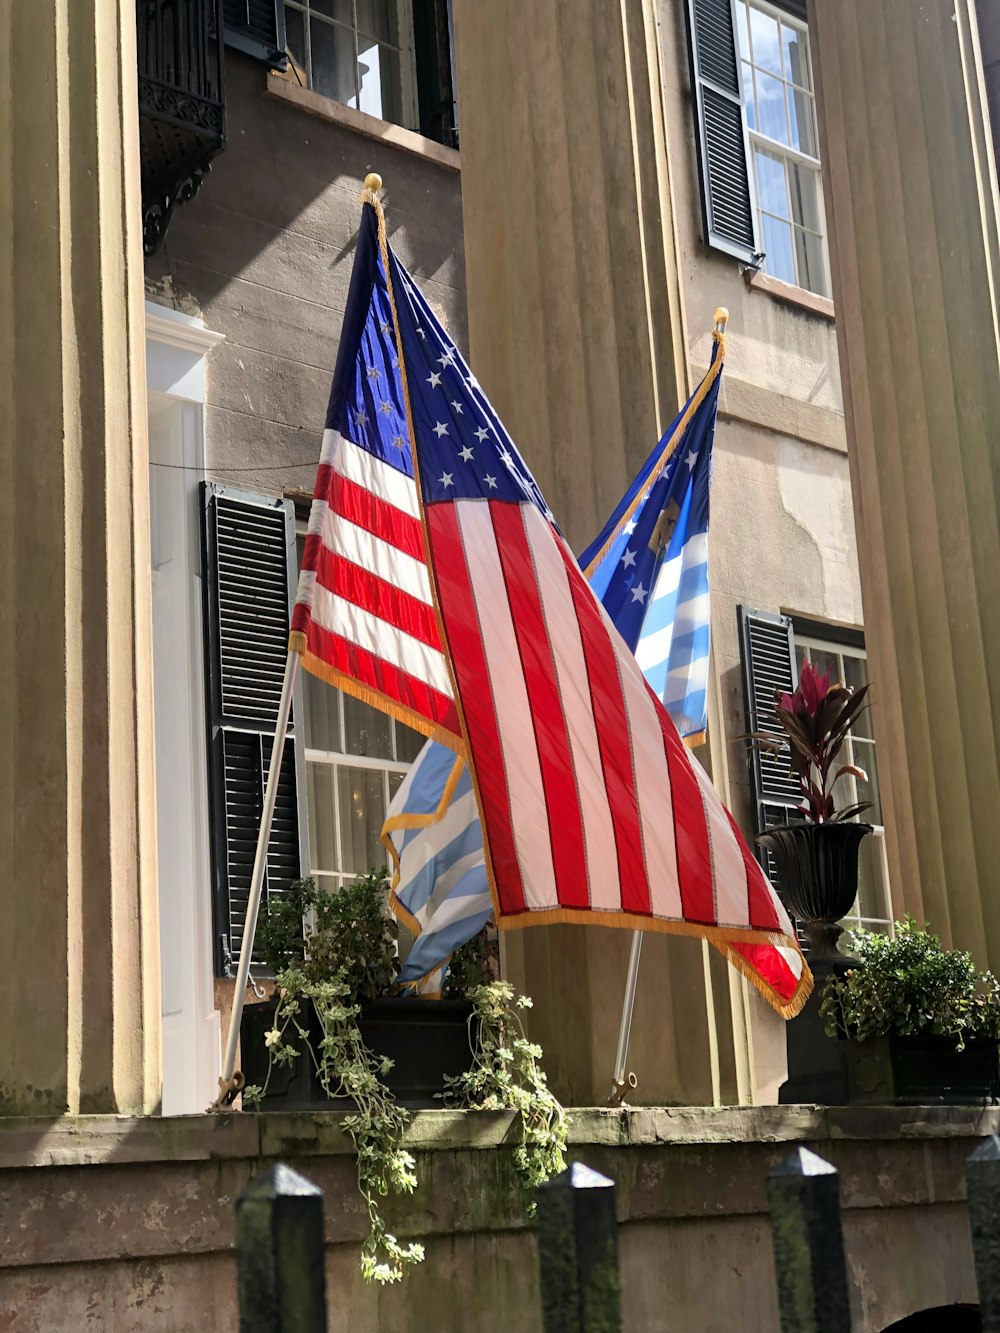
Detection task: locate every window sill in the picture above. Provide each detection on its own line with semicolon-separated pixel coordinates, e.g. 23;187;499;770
746;270;835;321
266;72;460;174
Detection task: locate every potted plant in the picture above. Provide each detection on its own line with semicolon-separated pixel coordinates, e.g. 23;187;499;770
240;873;477;1111
240;874;566;1283
755;659;874;958
820;918;1000;1105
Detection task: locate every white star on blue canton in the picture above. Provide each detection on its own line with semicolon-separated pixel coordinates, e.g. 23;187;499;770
466;374;481;391
379;320;392;336
624;518;636;536
499;448;514;467
439;471;454;488
416;327;427;339
355;409;369;427
451;400;464;415
438;349;457;368
631;582;648;604
391;434;406;449
459;445;474;462
366;366;381;380
685;449;699;471
622;548;637;569
433;422;449;438
484;474;498;489
378;401;392;415
427;371;442;388
474;426;489;442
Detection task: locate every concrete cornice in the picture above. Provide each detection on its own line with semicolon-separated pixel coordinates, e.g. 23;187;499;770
145;300;226;354
2;1103;998;1171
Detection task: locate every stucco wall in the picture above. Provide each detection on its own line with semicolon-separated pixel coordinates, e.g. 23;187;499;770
0;1106;988;1332
145;55;467;496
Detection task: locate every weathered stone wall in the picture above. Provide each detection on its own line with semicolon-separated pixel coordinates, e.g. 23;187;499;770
0;1107;988;1331
144;54;466;497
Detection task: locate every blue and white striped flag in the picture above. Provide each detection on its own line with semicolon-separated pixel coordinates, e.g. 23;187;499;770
383;328;725;991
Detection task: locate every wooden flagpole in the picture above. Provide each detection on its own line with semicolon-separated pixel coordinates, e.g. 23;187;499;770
209;650;300;1110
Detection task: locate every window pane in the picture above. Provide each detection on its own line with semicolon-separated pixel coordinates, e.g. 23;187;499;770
303;672;342;753
762;213;795;285
856;834;890;921
338;766;388;872
755;71;788;144
285;5;306;74
388;769;405;801
310;0;354;23
781;22;812;91
755;147;788;218
735;2;750;62
844;656;873;739
356;0;394;43
310;17;358;104
796;644;841;682
749;5;782;76
313;872;340;897
852;739;883;824
788;86;819;158
343;691;393;758
789;161;824;234
355;38;401;123
394;719;426;763
307;762;337;872
742;63;756;132
793;226;828;298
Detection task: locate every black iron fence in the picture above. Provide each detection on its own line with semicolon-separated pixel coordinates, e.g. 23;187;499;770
233;1139;1000;1331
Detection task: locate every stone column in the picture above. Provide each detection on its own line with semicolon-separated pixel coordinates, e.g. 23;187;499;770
453;0;733;1105
0;0;161;1113
807;0;1000;966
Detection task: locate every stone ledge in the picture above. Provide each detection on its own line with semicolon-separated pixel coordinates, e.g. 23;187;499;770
2;1103;999;1170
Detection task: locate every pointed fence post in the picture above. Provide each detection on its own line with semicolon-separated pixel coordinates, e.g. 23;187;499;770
534;1162;622;1333
236;1163;328;1333
766;1147;852;1333
966;1137;1000;1331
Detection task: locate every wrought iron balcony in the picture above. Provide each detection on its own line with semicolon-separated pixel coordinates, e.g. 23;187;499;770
137;0;227;255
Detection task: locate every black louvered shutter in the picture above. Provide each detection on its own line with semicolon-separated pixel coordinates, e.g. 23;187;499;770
737;607;802;896
685;0;757;260
223;0;287;69
202;485;304;976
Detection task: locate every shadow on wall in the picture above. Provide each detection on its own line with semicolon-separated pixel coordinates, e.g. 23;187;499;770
882;1307;981;1331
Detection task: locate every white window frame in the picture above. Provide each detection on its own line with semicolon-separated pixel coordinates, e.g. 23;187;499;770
736;0;831;297
794;634;892;936
284;0;419;131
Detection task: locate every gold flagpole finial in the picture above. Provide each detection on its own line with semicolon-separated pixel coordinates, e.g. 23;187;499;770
713;306;730;334
364;172;383;193
361;173;384;209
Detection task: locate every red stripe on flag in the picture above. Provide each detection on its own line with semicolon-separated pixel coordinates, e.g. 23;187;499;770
309;545;441;649
300;619;460;737
426;503;526;914
726;941;798;1003
653;689;716;924
491;503;589;910
314;463;425;561
557;545;651;916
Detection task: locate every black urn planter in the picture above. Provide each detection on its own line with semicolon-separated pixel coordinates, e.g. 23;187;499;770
756;821;874;958
757;820;873;1106
241;996;476;1111
840;1033;1000;1107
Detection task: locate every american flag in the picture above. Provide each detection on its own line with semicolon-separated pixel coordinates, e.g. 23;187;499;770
292;202;810;1017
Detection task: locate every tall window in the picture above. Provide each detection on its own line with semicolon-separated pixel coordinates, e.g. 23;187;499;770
735;0;830;296
283;0;458;146
794;637;891;934
301;668;425;894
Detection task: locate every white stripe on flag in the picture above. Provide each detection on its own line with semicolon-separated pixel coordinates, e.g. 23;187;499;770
692;760;750;927
306;583;454;696
523;509;619;912
397;787;481;886
455;503;558;910
323;429;420;518
619;670;683;921
311;501;433;604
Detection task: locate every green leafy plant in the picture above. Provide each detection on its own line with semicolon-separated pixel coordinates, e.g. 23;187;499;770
762;659;872;823
244;873;422;1283
820;916;1000;1049
441;924;500;999
441;981;567;1210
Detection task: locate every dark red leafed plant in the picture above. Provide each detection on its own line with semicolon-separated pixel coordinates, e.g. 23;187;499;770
772;660;872;824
